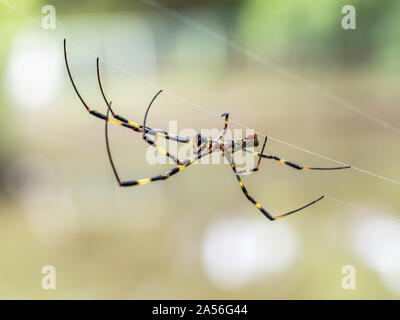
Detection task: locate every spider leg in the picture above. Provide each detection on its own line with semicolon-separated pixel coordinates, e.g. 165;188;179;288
243;147;351;171
139;90;184;165
64;39;188;144
217;112;229;140
105;106;202;186
224;152;324;220
235;136;268;175
96;56;189;144
64;40;124;124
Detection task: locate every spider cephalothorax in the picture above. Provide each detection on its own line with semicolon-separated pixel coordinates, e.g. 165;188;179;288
64;39;351;221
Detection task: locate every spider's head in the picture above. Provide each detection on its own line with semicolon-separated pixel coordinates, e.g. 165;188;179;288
243;134;259;148
191;133;208;155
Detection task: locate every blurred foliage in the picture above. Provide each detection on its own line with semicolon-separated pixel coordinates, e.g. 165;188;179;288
43;0;244;14
238;0;400;68
22;0;400;70
372;0;400;70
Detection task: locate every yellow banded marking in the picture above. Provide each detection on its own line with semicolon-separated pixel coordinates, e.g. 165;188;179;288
279;159;286;164
155;146;167;155
109;119;122;125
239;181;244;188
255;203;261;209
137;179;151;185
302;167;310;170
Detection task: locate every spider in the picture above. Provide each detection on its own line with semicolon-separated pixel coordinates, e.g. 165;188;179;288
64;39;351;221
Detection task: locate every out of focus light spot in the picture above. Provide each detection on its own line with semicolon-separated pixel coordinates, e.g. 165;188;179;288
202;218;299;290
353;214;400;296
5;31;62;109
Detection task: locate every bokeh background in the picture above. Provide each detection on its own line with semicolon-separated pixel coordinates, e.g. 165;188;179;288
0;0;399;299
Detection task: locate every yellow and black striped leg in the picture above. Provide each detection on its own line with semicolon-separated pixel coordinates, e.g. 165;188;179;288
139;90;184;165
96;55;190;143
217;112;229;140
104;101;183;166
243;148;351;171
225;152;324;221
64;39;189;143
143;132;183;165
146;128;190;143
64;39;146;132
236;136;268;175
221;112;229;131
105;107;202;187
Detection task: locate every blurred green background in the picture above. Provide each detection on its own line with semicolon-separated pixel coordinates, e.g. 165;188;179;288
0;0;399;299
